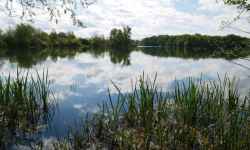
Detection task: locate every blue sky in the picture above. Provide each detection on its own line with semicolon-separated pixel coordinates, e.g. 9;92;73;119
0;0;249;39
174;0;198;12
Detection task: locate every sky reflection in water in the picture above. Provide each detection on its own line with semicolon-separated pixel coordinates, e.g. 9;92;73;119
0;51;249;136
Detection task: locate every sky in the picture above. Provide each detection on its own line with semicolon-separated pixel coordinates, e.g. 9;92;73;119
0;0;249;39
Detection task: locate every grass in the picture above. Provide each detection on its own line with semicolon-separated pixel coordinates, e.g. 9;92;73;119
1;72;249;149
50;74;250;150
0;70;55;149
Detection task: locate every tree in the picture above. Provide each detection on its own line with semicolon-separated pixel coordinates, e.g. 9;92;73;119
221;0;250;34
14;24;36;48
3;28;15;49
90;35;108;49
0;30;5;49
0;23;87;50
32;31;50;49
64;32;82;48
110;26;132;51
223;0;250;11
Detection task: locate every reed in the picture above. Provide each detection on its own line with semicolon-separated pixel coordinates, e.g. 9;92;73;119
53;76;250;149
0;70;54;149
51;74;249;150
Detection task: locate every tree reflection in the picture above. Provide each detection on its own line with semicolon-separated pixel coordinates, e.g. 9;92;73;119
109;48;131;66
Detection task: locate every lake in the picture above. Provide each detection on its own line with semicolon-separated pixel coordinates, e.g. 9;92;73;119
0;49;250;138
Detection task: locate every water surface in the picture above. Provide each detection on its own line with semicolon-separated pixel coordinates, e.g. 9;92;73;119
0;50;249;137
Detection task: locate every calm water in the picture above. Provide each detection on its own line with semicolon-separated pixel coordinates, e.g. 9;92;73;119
1;50;250;137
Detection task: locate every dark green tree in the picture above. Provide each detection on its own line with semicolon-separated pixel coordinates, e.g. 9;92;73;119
223;0;250;11
0;29;6;49
110;26;132;51
14;24;36;49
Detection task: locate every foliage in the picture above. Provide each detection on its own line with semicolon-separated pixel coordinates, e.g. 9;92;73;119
223;0;250;11
0;24;87;51
0;0;95;26
221;0;250;34
50;75;250;149
0;24;250;68
0;24;133;67
110;26;132;51
88;35;108;50
141;34;250;50
140;34;250;59
0;70;55;149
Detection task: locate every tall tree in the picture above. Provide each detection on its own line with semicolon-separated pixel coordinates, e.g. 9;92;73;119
110;26;132;51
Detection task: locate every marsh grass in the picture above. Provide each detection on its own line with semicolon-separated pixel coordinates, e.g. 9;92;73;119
0;70;55;149
39;75;250;149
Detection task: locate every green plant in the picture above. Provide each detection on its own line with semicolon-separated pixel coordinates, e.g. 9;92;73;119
0;70;55;149
51;74;250;149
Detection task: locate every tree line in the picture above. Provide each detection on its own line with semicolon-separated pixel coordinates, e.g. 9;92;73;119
0;24;85;51
0;23;250;60
0;24;133;52
0;24;134;67
141;34;250;51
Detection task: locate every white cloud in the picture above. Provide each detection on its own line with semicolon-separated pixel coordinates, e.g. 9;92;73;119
0;0;249;39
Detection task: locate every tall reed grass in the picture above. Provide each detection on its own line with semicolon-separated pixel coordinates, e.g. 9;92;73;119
51;75;249;150
0;70;55;149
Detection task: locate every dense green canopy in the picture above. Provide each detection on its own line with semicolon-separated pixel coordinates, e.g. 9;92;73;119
223;0;250;11
0;24;250;67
